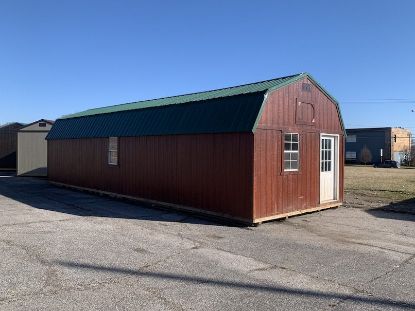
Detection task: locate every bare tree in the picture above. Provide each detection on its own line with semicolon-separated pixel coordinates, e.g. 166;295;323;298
401;148;412;166
359;145;372;164
410;146;415;166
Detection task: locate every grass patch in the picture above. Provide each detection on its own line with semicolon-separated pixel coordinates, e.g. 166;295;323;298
345;166;415;202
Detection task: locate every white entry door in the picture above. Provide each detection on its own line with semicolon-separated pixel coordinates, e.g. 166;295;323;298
320;135;338;203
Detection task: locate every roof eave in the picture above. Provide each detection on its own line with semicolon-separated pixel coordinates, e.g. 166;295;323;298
19;119;55;130
305;73;346;135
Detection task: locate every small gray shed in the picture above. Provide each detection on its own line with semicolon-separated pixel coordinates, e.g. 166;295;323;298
17;119;54;176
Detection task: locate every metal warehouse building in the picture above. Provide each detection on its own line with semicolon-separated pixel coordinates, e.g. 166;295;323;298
345;127;412;164
17;119;54;176
47;73;345;224
0;122;25;170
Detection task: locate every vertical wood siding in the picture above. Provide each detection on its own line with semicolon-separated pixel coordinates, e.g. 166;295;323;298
48;133;254;221
48;77;344;223
253;78;344;220
258;77;343;132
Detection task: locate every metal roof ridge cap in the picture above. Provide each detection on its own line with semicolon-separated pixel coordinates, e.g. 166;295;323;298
82;73;304;111
60;89;272;121
60;74;304;120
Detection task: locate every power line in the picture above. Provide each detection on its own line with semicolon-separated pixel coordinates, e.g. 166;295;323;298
341;99;415;105
346;126;415;129
345;136;412;139
340;101;415;105
342;98;415;103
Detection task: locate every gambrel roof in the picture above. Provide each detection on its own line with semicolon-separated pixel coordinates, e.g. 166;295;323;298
47;73;343;140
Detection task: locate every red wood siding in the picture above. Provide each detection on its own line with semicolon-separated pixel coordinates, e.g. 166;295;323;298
253;78;344;220
48;133;254;221
258;77;343;133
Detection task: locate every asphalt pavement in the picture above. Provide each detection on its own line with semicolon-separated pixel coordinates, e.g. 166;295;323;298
0;172;414;310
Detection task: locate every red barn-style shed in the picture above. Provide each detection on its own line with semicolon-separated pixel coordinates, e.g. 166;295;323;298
47;73;345;224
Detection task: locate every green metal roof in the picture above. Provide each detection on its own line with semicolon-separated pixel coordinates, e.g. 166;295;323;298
62;73;304;119
47;73;344;140
47;91;267;139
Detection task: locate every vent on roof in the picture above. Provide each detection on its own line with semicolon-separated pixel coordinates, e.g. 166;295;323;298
302;83;311;92
39;122;47;127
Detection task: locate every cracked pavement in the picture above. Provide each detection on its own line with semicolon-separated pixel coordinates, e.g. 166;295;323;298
0;173;414;310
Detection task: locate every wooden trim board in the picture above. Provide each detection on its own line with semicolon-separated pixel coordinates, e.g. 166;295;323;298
49;181;341;225
49;181;253;225
253;202;342;224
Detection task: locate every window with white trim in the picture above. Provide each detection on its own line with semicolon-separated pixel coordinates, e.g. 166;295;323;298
346;135;356;143
346;151;357;159
108;137;118;166
321;138;332;172
284;133;299;171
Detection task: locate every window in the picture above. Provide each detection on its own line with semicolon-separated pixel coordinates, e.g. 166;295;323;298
108;137;118;166
284;133;299;171
38;122;47;127
346;135;356;143
346;151;357;159
321;138;332;172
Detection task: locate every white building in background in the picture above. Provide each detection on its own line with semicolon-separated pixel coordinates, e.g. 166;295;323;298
17;119;54;176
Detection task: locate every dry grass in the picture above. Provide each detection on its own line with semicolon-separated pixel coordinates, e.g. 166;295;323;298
345;165;415;203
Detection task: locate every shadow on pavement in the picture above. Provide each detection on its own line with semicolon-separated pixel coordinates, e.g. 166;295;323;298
366;198;415;222
0;170;16;177
56;260;415;310
0;172;237;227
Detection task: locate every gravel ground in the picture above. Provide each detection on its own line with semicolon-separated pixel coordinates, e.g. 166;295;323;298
0;172;414;310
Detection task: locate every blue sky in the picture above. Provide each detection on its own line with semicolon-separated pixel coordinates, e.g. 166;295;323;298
0;0;414;130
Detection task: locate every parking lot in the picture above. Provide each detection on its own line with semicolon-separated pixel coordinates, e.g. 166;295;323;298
0;170;414;310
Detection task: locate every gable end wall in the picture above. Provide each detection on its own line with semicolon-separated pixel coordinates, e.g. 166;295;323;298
253;77;344;221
